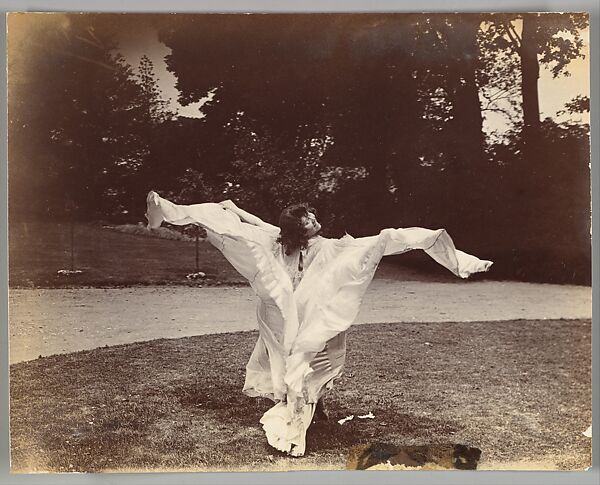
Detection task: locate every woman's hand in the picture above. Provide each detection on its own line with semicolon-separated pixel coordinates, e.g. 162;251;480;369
218;200;238;211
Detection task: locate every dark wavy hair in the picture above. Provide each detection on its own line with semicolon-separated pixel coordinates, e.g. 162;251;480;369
277;203;318;255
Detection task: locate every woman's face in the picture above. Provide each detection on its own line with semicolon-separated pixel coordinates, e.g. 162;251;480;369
301;212;321;238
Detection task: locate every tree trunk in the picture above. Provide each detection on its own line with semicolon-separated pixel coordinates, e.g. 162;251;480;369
389;67;421;227
444;15;485;229
520;14;541;151
447;15;485;166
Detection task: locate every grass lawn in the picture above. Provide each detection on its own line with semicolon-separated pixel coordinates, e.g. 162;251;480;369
10;319;591;472
9;221;246;287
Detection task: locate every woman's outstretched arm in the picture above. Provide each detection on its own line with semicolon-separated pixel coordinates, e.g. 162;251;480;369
218;200;279;233
146;191;296;316
339;227;492;279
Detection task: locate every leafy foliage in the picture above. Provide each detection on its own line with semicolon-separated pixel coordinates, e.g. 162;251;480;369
558;95;590;115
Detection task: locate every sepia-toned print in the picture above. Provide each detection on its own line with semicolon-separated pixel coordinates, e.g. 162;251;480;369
7;12;591;472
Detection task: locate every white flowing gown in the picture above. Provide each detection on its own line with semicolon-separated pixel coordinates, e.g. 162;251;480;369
145;191;493;456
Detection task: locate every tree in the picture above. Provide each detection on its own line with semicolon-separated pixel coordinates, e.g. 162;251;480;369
481;13;588;152
117;55;177;216
161;14;435;231
448;15;486;164
8;14;175;221
136;55;172;124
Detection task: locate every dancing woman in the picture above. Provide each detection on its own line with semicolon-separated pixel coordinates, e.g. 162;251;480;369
145;191;492;456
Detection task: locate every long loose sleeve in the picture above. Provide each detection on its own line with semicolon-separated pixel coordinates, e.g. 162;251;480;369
146;191;301;334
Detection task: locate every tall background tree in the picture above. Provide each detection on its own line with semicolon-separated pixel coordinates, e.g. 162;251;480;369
9;14;148;220
475;12;590;282
481;13;588;155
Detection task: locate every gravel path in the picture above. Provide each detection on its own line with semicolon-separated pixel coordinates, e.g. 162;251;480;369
9;279;591;363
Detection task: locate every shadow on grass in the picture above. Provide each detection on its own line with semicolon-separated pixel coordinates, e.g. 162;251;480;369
306;406;458;456
175;382;272;427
